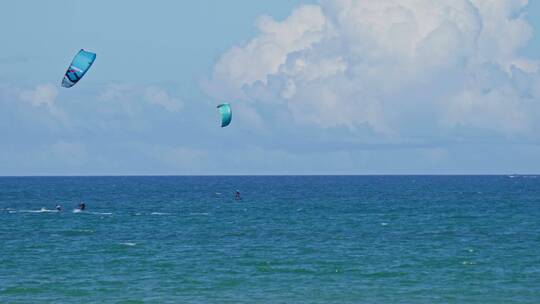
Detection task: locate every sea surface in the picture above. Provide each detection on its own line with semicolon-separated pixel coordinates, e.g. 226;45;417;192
0;176;539;303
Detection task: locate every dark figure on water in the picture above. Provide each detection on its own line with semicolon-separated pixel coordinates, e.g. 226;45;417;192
235;190;241;200
79;202;86;211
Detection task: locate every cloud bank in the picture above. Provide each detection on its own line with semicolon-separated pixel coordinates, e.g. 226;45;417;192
209;0;540;140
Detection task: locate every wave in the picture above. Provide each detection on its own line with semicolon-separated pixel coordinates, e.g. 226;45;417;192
88;212;112;215
189;212;209;216
76;229;94;233
19;208;59;213
120;242;136;246
151;212;170;215
72;209;112;215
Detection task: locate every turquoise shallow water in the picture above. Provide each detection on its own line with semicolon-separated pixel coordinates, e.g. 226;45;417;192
1;176;539;303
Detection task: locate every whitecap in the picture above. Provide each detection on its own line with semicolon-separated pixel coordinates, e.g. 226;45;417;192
189;212;209;216
120;242;137;246
381;222;389;226
77;229;94;233
151;212;170;215
88;212;112;215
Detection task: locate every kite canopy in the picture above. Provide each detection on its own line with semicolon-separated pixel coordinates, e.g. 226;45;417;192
61;49;96;88
217;103;232;127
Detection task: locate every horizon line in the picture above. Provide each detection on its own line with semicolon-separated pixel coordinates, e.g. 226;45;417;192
0;174;536;178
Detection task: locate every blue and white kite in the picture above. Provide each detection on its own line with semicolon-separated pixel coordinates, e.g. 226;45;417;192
217;103;232;127
62;49;96;88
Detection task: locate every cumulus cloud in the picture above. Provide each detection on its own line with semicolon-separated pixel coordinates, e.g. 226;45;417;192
19;84;58;108
18;83;67;122
209;0;540;139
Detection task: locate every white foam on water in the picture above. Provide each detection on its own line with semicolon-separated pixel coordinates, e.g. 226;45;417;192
120;242;137;246
20;208;58;213
76;229;94;233
381;222;389;226
89;212;112;215
72;209;83;213
189;212;209;216
151;212;170;215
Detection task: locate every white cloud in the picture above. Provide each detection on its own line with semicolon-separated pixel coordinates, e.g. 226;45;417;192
209;0;540;139
144;86;184;112
19;84;58;108
18;83;67;122
99;84;184;113
210;5;329;99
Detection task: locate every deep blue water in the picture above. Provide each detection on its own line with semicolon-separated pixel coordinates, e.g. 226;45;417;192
1;176;539;303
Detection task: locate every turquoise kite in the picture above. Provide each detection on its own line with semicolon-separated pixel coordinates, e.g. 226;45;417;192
217;103;232;127
62;49;96;88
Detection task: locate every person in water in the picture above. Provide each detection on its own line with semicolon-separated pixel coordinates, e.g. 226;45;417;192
55;204;63;212
235;190;241;200
78;202;86;211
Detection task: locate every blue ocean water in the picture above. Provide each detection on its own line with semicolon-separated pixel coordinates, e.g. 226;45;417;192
0;176;539;303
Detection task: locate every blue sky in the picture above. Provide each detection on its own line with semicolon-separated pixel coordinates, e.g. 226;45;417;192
1;0;540;175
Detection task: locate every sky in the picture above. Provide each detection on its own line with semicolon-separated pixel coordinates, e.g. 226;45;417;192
1;0;540;175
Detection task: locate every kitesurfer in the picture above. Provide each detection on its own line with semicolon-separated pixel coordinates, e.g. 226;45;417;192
78;202;86;211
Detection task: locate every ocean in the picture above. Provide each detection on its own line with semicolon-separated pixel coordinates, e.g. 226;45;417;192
1;176;539;303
